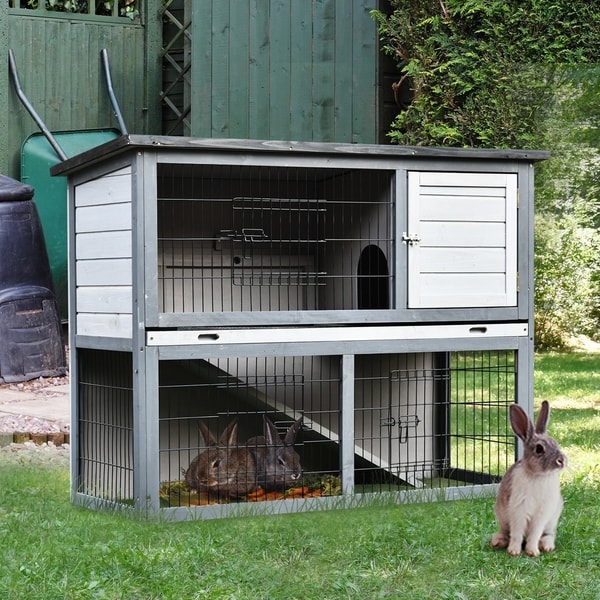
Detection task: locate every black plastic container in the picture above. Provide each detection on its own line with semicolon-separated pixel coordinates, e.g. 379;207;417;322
0;174;65;383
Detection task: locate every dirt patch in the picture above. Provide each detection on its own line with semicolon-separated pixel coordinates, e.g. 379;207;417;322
0;371;70;437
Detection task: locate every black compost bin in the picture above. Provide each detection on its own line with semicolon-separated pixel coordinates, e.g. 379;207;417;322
0;174;65;383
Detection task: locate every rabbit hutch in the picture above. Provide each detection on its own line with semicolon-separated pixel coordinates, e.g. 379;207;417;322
52;136;548;519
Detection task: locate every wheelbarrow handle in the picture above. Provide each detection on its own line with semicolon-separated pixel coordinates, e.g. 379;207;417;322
8;49;69;162
100;48;129;136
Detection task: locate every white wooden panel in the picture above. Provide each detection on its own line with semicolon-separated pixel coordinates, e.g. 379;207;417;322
147;323;530;346
77;313;132;338
76;259;133;286
504;175;518;305
417;172;511;187
417;274;510;307
76;203;132;233
420;186;506;197
158;244;317;312
76;231;132;259
420;222;506;248
407;171;518;308
159;267;316;312
420;273;507;295
76;286;132;313
420;196;505;222
419;248;506;273
75;167;132;207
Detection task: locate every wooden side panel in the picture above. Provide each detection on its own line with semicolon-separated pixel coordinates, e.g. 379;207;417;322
74;167;133;338
191;0;378;143
407;172;518;309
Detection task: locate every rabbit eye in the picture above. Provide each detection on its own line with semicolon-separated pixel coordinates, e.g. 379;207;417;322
535;444;545;455
212;459;221;469
278;457;286;467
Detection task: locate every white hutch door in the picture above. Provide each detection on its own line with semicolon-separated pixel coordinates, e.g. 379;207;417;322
406;171;518;308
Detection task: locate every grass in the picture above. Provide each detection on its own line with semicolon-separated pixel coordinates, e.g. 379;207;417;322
1;352;599;599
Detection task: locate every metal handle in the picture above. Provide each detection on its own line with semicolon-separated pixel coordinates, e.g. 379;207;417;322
8;49;69;162
100;49;129;135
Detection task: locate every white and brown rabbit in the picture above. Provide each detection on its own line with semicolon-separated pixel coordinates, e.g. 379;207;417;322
491;400;567;556
247;415;303;492
184;418;257;499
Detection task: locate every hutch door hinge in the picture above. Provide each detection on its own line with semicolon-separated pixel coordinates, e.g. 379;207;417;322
516;272;520;292
401;232;421;246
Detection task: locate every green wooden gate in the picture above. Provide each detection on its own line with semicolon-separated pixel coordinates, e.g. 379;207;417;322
162;0;391;144
0;2;162;179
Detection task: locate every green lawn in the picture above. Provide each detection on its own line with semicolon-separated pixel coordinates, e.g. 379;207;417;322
0;352;598;599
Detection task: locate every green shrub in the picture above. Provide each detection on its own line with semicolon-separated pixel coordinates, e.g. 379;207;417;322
373;1;600;349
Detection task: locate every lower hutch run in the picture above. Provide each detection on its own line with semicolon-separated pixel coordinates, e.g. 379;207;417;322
52;136;548;519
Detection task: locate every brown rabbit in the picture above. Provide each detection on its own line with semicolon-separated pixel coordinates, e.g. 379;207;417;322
247;416;303;492
184;418;257;498
491;401;567;556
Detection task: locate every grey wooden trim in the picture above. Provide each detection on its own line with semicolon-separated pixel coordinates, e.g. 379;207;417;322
74;335;133;352
395;169;407;309
142;346;161;515
51;134;550;176
155;308;522;328
340;355;355;496
76;483;499;521
132;345;147;512
154;335;524;361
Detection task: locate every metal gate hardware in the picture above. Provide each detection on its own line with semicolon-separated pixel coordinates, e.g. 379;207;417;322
401;232;421;246
398;414;421;443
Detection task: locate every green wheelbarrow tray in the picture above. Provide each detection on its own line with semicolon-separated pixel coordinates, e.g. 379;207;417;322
21;129;121;321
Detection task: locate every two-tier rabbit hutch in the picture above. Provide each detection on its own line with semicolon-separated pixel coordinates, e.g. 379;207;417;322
52;136;548;519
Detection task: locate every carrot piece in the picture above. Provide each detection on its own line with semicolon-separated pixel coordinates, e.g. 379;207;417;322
246;488;267;501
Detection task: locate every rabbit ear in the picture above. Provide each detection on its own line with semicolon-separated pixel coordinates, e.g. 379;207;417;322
218;418;239;447
535;400;550;434
263;416;284;447
284;418;303;446
197;420;217;446
509;404;534;442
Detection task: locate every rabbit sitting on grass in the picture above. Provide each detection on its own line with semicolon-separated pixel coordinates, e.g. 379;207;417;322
184;418;257;499
491;401;567;556
247;415;303;492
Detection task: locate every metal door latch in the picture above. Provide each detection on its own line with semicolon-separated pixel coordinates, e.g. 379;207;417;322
398;415;421;443
401;232;421;246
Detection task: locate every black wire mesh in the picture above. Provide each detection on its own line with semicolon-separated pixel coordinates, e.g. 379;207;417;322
77;349;134;503
156;163;393;313
75;350;515;507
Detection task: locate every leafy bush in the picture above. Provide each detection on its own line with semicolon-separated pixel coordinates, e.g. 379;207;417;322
534;214;599;349
373;1;600;349
17;0;139;19
372;0;600;149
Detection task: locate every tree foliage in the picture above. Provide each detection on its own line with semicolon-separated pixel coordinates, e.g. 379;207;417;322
372;0;600;148
373;1;600;348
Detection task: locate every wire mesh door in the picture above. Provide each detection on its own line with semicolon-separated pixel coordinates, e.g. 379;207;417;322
158;354;343;507
354;351;515;492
